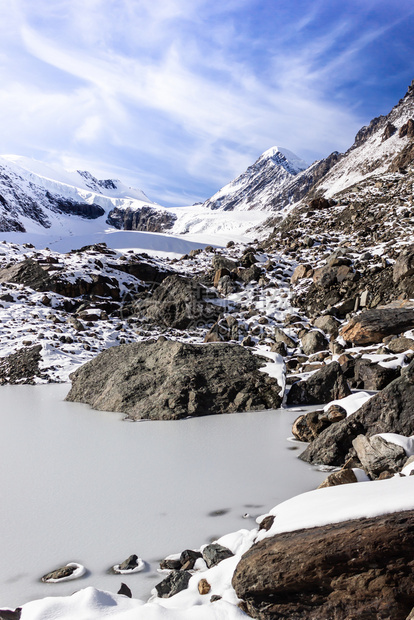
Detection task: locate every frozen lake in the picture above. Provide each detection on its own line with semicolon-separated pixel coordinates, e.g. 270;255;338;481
0;384;327;608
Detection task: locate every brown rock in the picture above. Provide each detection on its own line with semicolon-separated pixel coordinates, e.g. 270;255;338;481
291;264;312;285
340;308;414;345
232;510;414;620
387;336;414;353
317;468;358;488
352;434;407;479
198;579;211;595
213;268;230;288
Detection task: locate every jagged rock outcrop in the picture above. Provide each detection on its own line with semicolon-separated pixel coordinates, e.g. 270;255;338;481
65;339;283;420
300;360;414;466
232;510;414;620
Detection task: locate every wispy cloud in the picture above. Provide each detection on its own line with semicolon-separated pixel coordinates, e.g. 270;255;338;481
1;0;414;205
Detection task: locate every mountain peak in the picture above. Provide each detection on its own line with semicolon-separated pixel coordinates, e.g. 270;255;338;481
258;146;308;174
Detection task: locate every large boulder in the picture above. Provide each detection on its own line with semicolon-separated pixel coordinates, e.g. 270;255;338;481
232;510;414;620
65;339;283;420
340;307;414;345
136;274;223;329
300;360;414;466
286;362;351;406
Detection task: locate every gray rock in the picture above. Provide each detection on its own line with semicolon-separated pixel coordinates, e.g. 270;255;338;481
0;345;43;385
41;564;77;582
301;330;329;355
393;244;414;283
155;570;192;598
274;327;296;348
312;315;340;337
66;339;283;420
317;468;358;488
137;274;222;330
202;543;234;568
118;554;139;571
354;359;400;390
300;360;414;466
387;336;414;353
286;362;351;406
179;549;202;570
212;255;238;272
352;434;407;478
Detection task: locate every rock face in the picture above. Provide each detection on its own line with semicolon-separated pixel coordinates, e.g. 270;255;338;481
65;339;283;420
286;362;351;406
107;205;176;232
232;510;414;620
300;360;414;466
340;307;414;345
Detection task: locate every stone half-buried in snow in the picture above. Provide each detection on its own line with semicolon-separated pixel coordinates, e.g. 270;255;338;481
65;339;283;420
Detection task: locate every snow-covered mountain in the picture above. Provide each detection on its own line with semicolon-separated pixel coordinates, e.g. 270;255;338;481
0;155;175;236
201;146;308;212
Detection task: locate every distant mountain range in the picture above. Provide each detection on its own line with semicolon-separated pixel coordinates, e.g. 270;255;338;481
1;80;414;241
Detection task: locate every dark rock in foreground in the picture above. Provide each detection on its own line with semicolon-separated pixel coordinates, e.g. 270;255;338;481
232;510;414;620
66;339;283;420
301;360;414;466
286;361;351;405
155;570;192;598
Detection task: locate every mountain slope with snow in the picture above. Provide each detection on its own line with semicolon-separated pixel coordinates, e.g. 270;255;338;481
200;146;308;213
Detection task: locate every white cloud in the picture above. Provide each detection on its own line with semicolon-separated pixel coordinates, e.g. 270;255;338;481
0;0;413;205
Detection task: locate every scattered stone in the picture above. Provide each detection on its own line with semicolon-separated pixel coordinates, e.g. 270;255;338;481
291;264;312;284
317;468;358;488
198;579;211;595
232;510;414;620
301;330;329;355
257;515;275;532
286;362;351;406
179;549;202;571
352;434;407;479
202;543;234;568
387;336;414;353
155;570;192;598
300;360;414;466
312;315;340;337
159;557;182;571
66;340;283;420
274;327;296;348
353;358;400;390
117;583;132;598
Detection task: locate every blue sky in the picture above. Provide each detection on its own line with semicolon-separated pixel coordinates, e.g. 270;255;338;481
1;0;414;207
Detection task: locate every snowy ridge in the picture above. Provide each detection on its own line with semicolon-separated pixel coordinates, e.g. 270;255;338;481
317;82;414;198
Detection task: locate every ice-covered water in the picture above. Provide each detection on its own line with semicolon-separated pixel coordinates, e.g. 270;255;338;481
0;384;326;608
